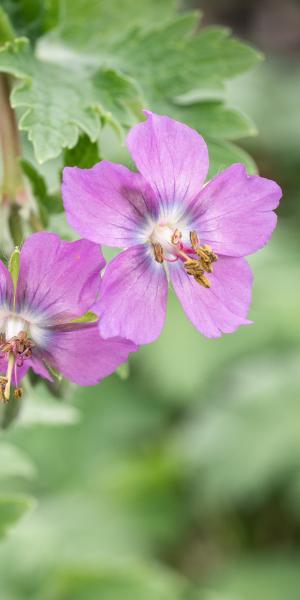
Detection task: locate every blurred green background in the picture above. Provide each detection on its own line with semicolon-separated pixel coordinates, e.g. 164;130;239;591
0;0;300;599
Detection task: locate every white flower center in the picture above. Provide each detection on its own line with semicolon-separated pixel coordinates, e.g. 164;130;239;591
4;316;28;340
0;311;47;347
149;223;175;250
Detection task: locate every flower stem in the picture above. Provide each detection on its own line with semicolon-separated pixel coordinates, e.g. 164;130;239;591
0;74;25;205
0;74;28;246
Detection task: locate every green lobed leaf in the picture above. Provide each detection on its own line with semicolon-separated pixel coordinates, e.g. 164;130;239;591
107;20;261;102
169;101;257;141
44;0;177;51
0;38;142;163
36;9;261;171
0;6;261;169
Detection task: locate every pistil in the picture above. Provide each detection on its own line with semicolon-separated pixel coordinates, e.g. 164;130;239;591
4;352;14;401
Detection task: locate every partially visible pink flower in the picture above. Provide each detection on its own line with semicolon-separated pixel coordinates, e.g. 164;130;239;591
0;232;137;400
62;111;282;345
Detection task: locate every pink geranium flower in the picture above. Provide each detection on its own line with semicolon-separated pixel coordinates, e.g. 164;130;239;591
62;111;282;345
0;232;137;400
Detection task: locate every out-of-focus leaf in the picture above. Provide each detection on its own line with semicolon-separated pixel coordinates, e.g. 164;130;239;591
0;6;15;45
116;362;130;380
20;159;63;225
170;101;257;140
110;21;261;102
0;442;36;479
0;0;54;43
44;564;184;600
207;139;257;176
190;592;233;600
0;494;35;538
173;351;300;510
209;555;300;600
0;38;142;163
134;234;299;404
17;384;80;427
227;62;300;155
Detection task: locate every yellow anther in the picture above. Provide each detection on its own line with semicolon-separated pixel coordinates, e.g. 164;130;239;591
190;230;199;250
171;229;182;245
153;242;164;263
184;257;212;288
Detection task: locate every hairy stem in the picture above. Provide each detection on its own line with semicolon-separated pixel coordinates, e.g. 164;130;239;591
0;74;25;204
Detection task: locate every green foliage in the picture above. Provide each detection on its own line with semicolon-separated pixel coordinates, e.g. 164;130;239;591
8;245;20;300
0;442;36;479
17;383;80;427
0;494;35;539
0;6;15;45
45;565;184;600
48;0;177;51
20;158;63;226
0;0;261;170
63;134;100;169
0;38;141;163
206;556;300;600
0;0;48;43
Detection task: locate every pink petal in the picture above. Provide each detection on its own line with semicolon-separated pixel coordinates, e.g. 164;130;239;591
127;111;209;212
0;259;13;308
16;233;104;322
43;323;137;386
62;161;156;246
95;245;168;345
169;256;253;338
29;354;54;382
190;163;282;256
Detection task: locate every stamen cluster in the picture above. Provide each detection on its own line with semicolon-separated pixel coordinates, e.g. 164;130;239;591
0;331;35;402
0;331;35;367
152;228;218;288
